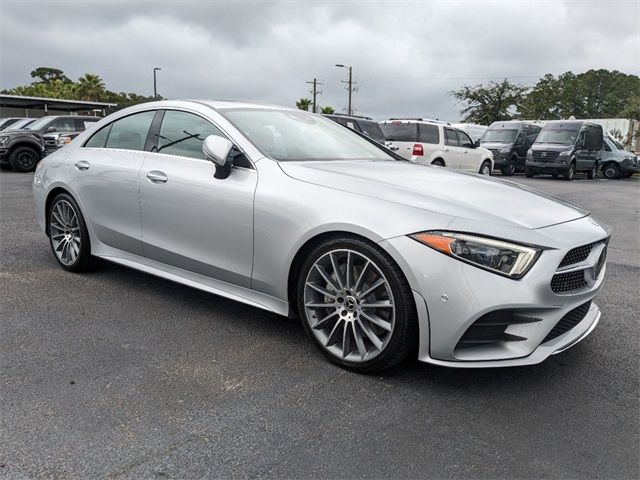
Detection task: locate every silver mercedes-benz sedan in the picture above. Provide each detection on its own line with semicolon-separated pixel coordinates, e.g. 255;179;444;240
33;100;610;372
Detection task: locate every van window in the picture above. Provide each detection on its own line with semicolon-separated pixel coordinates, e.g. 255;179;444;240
444;128;459;147
418;124;439;144
380;122;417;142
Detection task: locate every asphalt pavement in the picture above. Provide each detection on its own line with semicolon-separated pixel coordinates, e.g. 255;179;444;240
1;171;638;479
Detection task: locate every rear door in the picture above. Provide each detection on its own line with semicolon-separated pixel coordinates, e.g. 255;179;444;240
418;123;440;159
70;110;157;255
380;122;417;160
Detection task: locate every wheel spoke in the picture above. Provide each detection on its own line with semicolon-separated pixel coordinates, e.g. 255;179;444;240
314;264;340;292
360;300;393;309
358;277;385;298
361;311;392;332
313;310;338;330
352;322;367;360
52;209;65;226
357;318;383;350
51;233;65;240
341;322;352;358
352;260;370;293
306;301;336;309
55;239;67;252
306;282;337;299
329;252;344;289
326;319;344;346
345;251;353;289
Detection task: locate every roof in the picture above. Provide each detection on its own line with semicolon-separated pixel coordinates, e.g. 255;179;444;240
191;100;297;111
0;94;117;110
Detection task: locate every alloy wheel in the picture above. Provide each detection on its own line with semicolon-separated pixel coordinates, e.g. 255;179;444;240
49;199;81;266
303;249;395;362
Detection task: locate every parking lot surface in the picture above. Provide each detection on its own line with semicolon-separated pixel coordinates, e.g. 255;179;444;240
1;171;638;479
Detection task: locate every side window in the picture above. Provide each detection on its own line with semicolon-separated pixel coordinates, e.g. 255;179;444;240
155;110;225;160
515;131;526;145
418;124;439;144
84;123;112;148
444;128;459;147
77;119;99;131
106;110;156;151
457;130;474;148
603;141;611;152
51;118;76;133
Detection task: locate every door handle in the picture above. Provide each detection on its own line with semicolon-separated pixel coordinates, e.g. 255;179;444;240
74;161;90;171
389;146;399;151
146;171;168;183
444;148;450;152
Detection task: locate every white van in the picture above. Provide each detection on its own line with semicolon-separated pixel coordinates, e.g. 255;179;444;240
380;119;493;174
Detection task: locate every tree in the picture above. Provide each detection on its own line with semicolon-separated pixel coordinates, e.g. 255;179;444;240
30;66;71;84
75;73;106;102
296;98;312;111
450;79;527;125
320;106;335;114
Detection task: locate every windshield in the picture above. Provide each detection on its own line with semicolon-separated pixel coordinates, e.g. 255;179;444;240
535;127;579;145
480;128;518;143
606;135;625;151
222;108;395;162
5;119;35;131
24;116;55;131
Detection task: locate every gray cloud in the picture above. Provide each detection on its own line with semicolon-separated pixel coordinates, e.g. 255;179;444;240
1;0;638;121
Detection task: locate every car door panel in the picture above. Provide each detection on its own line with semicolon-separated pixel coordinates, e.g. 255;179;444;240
139;155;257;287
443;128;463;169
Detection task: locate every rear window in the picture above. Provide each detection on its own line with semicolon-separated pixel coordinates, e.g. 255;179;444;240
418;124;439;144
358;120;385;143
380;122;417;142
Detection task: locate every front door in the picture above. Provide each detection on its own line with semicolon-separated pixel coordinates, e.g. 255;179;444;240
443;127;464;170
138;110;257;287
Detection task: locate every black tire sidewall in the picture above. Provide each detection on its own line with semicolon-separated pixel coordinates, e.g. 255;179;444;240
9;146;39;172
603;164;619;179
48;193;92;272
296;236;417;372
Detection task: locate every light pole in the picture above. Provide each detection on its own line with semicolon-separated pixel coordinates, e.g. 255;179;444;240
335;64;353;115
153;67;162;99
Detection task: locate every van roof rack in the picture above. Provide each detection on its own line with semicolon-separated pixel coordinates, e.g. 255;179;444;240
387;118;450;125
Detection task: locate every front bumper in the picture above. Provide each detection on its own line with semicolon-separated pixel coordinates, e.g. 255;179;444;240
526;160;571;171
381;217;609;367
620;158;640;174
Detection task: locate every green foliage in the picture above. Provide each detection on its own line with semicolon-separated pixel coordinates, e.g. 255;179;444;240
451;79;527;125
296;98;312;111
2;66;158;110
320;106;335;114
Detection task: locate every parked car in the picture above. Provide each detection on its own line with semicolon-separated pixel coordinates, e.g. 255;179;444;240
0;115;100;172
323;113;385;144
33;100;609;372
42;131;83;156
600;134;640;179
451;123;487;142
380;119;493;174
0;117;30;131
2;118;36;131
480;121;542;176
526;120;603;180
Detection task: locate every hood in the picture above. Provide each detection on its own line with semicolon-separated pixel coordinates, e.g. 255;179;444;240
531;143;574;152
480;142;512;149
0;130;41;140
279;160;589;230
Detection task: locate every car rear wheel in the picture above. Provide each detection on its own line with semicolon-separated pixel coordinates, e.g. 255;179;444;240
8;146;40;172
48;193;93;272
479;160;491;175
587;163;598;179
602;163;620;179
431;159;445;167
563;163;575;181
297;237;417;372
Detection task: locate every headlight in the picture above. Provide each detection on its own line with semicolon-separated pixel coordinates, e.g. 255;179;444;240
57;136;73;147
0;136;8;146
527;149;532;155
499;148;511;153
558;150;570;156
410;231;542;279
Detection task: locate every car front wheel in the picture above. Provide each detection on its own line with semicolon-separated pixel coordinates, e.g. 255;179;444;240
297;237;417;372
602;163;620;179
48;193;93;272
479;160;491;175
9;146;40;172
563;163;575;181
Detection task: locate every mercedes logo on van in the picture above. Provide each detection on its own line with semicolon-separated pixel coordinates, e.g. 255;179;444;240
541;152;547;158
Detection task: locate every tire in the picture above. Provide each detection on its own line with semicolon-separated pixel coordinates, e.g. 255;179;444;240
525;166;535;178
587;163;597;179
602;163;620;180
479;160;491;175
8;146;40;172
431;159;445;167
47;193;94;272
563;163;575;181
503;158;516;176
296;236;417;373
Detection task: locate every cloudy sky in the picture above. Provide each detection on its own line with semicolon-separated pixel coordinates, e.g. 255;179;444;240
1;0;638;121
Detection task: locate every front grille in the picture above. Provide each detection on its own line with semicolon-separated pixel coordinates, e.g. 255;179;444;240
456;311;542;349
551;270;587;293
43;139;57;148
558;243;594;268
542;301;592;343
532;150;560;161
488;148;500;156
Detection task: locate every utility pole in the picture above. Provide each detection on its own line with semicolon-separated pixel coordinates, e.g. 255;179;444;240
153;67;162;99
305;78;324;113
335;64;354;115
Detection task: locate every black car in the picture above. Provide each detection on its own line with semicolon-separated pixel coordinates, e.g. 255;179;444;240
0;115;100;172
323;113;385;144
526;120;603;180
479;121;541;176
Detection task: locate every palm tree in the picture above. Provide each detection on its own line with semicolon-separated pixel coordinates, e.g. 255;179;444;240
296;98;312;111
320;106;335;114
75;73;106;102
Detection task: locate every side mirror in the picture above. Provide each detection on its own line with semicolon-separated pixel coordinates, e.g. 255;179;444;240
474;139;481;147
203;135;234;179
45;125;57;133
